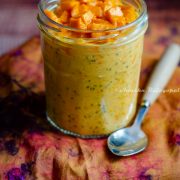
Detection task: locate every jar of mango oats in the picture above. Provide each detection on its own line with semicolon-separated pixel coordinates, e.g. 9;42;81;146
37;0;148;138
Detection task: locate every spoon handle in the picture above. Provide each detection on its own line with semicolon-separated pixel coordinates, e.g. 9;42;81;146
133;44;180;128
142;43;180;105
133;101;150;127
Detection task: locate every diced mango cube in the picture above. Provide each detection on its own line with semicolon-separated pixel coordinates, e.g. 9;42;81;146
89;20;113;30
44;9;59;22
105;7;123;24
54;6;63;16
106;0;122;6
70;17;87;29
61;0;80;10
87;0;97;7
93;18;111;25
90;6;103;18
103;0;113;11
106;7;123;17
59;11;69;23
121;5;138;23
71;5;80;17
82;11;94;25
117;16;126;26
79;4;90;14
96;1;104;8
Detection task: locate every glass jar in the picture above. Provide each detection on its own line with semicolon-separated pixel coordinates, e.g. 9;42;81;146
37;0;148;138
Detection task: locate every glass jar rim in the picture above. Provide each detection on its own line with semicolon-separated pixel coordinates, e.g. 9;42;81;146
38;0;147;33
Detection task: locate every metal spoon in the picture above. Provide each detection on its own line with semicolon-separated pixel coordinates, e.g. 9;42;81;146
108;43;180;156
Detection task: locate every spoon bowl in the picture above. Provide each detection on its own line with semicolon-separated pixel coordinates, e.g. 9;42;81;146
108;127;148;156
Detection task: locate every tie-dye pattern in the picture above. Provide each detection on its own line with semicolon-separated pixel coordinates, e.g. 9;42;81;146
0;9;180;180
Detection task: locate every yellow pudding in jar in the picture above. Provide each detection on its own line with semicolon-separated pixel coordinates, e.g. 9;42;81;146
38;0;148;137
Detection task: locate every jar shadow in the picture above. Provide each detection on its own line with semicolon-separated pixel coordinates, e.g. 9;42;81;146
0;75;59;138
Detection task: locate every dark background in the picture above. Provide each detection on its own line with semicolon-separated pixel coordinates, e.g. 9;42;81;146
0;0;180;55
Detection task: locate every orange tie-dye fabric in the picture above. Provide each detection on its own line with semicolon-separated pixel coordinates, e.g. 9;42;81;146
0;10;180;180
